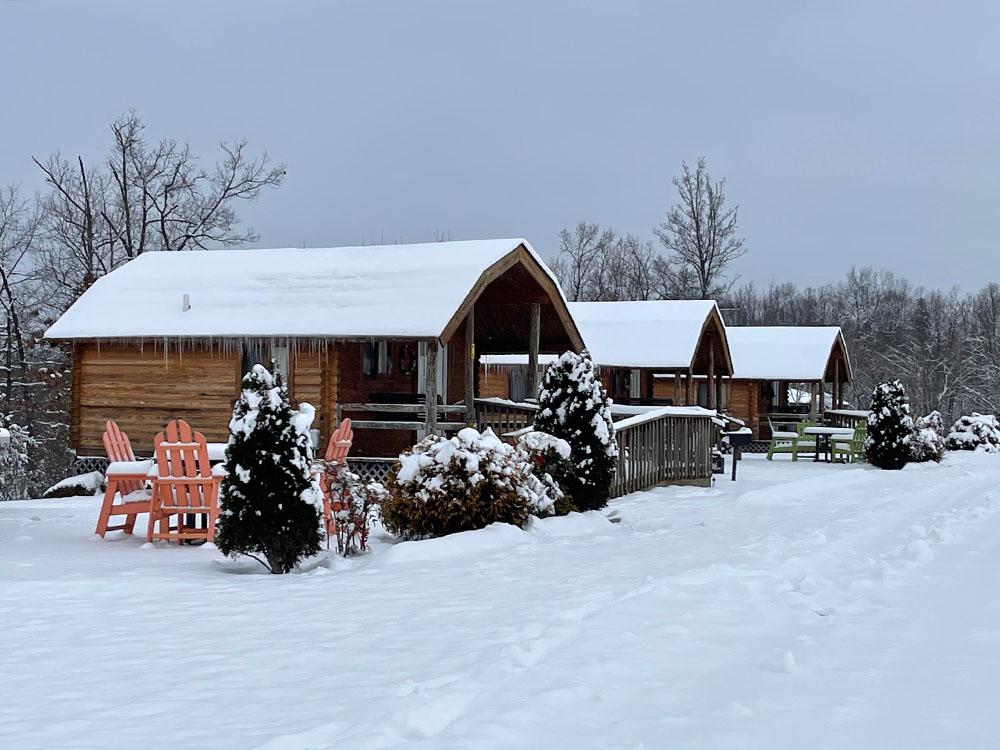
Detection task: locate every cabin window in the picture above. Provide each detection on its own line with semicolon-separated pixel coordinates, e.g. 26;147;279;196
629;369;641;400
241;342;289;384
271;345;289;384
362;341;392;379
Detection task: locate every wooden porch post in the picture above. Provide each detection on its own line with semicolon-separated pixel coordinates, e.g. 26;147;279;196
526;302;540;400
708;346;716;410
465;308;476;426
833;359;841;410
686;366;693;405
425;339;438;436
674;372;681;405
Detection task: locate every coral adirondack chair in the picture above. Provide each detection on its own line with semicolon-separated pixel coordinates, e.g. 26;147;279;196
146;420;222;544
320;418;354;538
95;420;153;537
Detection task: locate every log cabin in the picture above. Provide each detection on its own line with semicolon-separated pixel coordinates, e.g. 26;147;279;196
44;239;584;465
724;326;853;438
481;300;735;409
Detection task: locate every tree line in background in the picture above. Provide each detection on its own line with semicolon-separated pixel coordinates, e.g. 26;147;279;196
553;158;1000;424
0;112;284;492
1;118;997;492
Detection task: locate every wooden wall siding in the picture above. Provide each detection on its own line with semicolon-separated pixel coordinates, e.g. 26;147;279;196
727;380;755;435
74;343;240;455
652;378;678;402
479;366;510;399
292;349;326;439
447;321;466;405
320;347;338;445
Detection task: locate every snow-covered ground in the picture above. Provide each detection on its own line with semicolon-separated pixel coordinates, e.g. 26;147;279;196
3;453;1000;749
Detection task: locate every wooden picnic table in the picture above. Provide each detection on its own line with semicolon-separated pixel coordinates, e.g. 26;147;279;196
803;426;855;462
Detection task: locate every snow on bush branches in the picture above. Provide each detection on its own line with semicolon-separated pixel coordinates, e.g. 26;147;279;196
533;350;618;510
910;410;946;463
381;427;561;539
946;413;1000;453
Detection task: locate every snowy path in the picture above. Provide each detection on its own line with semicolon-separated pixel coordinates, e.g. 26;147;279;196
2;453;999;749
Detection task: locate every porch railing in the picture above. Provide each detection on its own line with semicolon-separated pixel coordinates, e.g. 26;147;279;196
336;402;468;432
609;409;716;498
476;397;538;436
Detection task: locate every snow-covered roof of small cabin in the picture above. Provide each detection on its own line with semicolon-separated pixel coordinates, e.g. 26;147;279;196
45;239;565;341
727;326;849;381
567;300;723;369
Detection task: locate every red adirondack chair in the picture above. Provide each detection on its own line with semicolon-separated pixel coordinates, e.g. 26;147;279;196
146;420;221;544
321;418;354;538
95;420;153;537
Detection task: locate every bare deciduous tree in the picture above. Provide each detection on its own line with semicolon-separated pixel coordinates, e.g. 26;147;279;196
655;157;746;299
33;111;286;306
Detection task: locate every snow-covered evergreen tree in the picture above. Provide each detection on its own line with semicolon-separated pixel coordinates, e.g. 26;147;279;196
216;364;322;573
865;380;913;470
533;350;618;510
0;420;36;501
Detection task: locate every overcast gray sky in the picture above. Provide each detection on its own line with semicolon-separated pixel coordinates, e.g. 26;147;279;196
2;1;999;291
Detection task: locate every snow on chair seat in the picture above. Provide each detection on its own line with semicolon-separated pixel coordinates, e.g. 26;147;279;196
146;419;221;545
106;459;155;475
95;420;154;538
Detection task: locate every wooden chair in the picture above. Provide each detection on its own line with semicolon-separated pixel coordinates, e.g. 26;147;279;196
765;418;817;461
320;418;354;539
790;419;819;461
146;420;221;544
766;417;801;460
832;422;868;464
95;420;153;537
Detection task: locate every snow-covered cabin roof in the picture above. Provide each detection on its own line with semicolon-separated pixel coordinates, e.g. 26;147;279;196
45;239;582;347
727;326;852;381
567;300;733;372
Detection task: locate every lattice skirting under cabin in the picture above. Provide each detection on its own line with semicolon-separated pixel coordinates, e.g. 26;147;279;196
743;440;771;454
346;458;398;486
74;456;110;475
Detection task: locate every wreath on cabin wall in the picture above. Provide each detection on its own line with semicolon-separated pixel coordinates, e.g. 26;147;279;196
398;343;418;376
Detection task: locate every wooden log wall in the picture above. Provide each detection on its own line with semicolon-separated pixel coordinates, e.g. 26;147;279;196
478;365;511;399
72;342;341;456
73;343;241;455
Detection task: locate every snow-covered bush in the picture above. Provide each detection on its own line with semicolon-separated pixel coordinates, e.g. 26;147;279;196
865;380;913;470
910;411;946;463
0;421;36;501
533;350;618;511
216;365;323;573
42;470;105;498
381;427;558;539
946;413;1000;453
320;461;385;556
516;431;574;515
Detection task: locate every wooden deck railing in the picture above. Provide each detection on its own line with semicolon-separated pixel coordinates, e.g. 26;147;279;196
336;402;467;432
476;397;538;436
609;409;716;498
